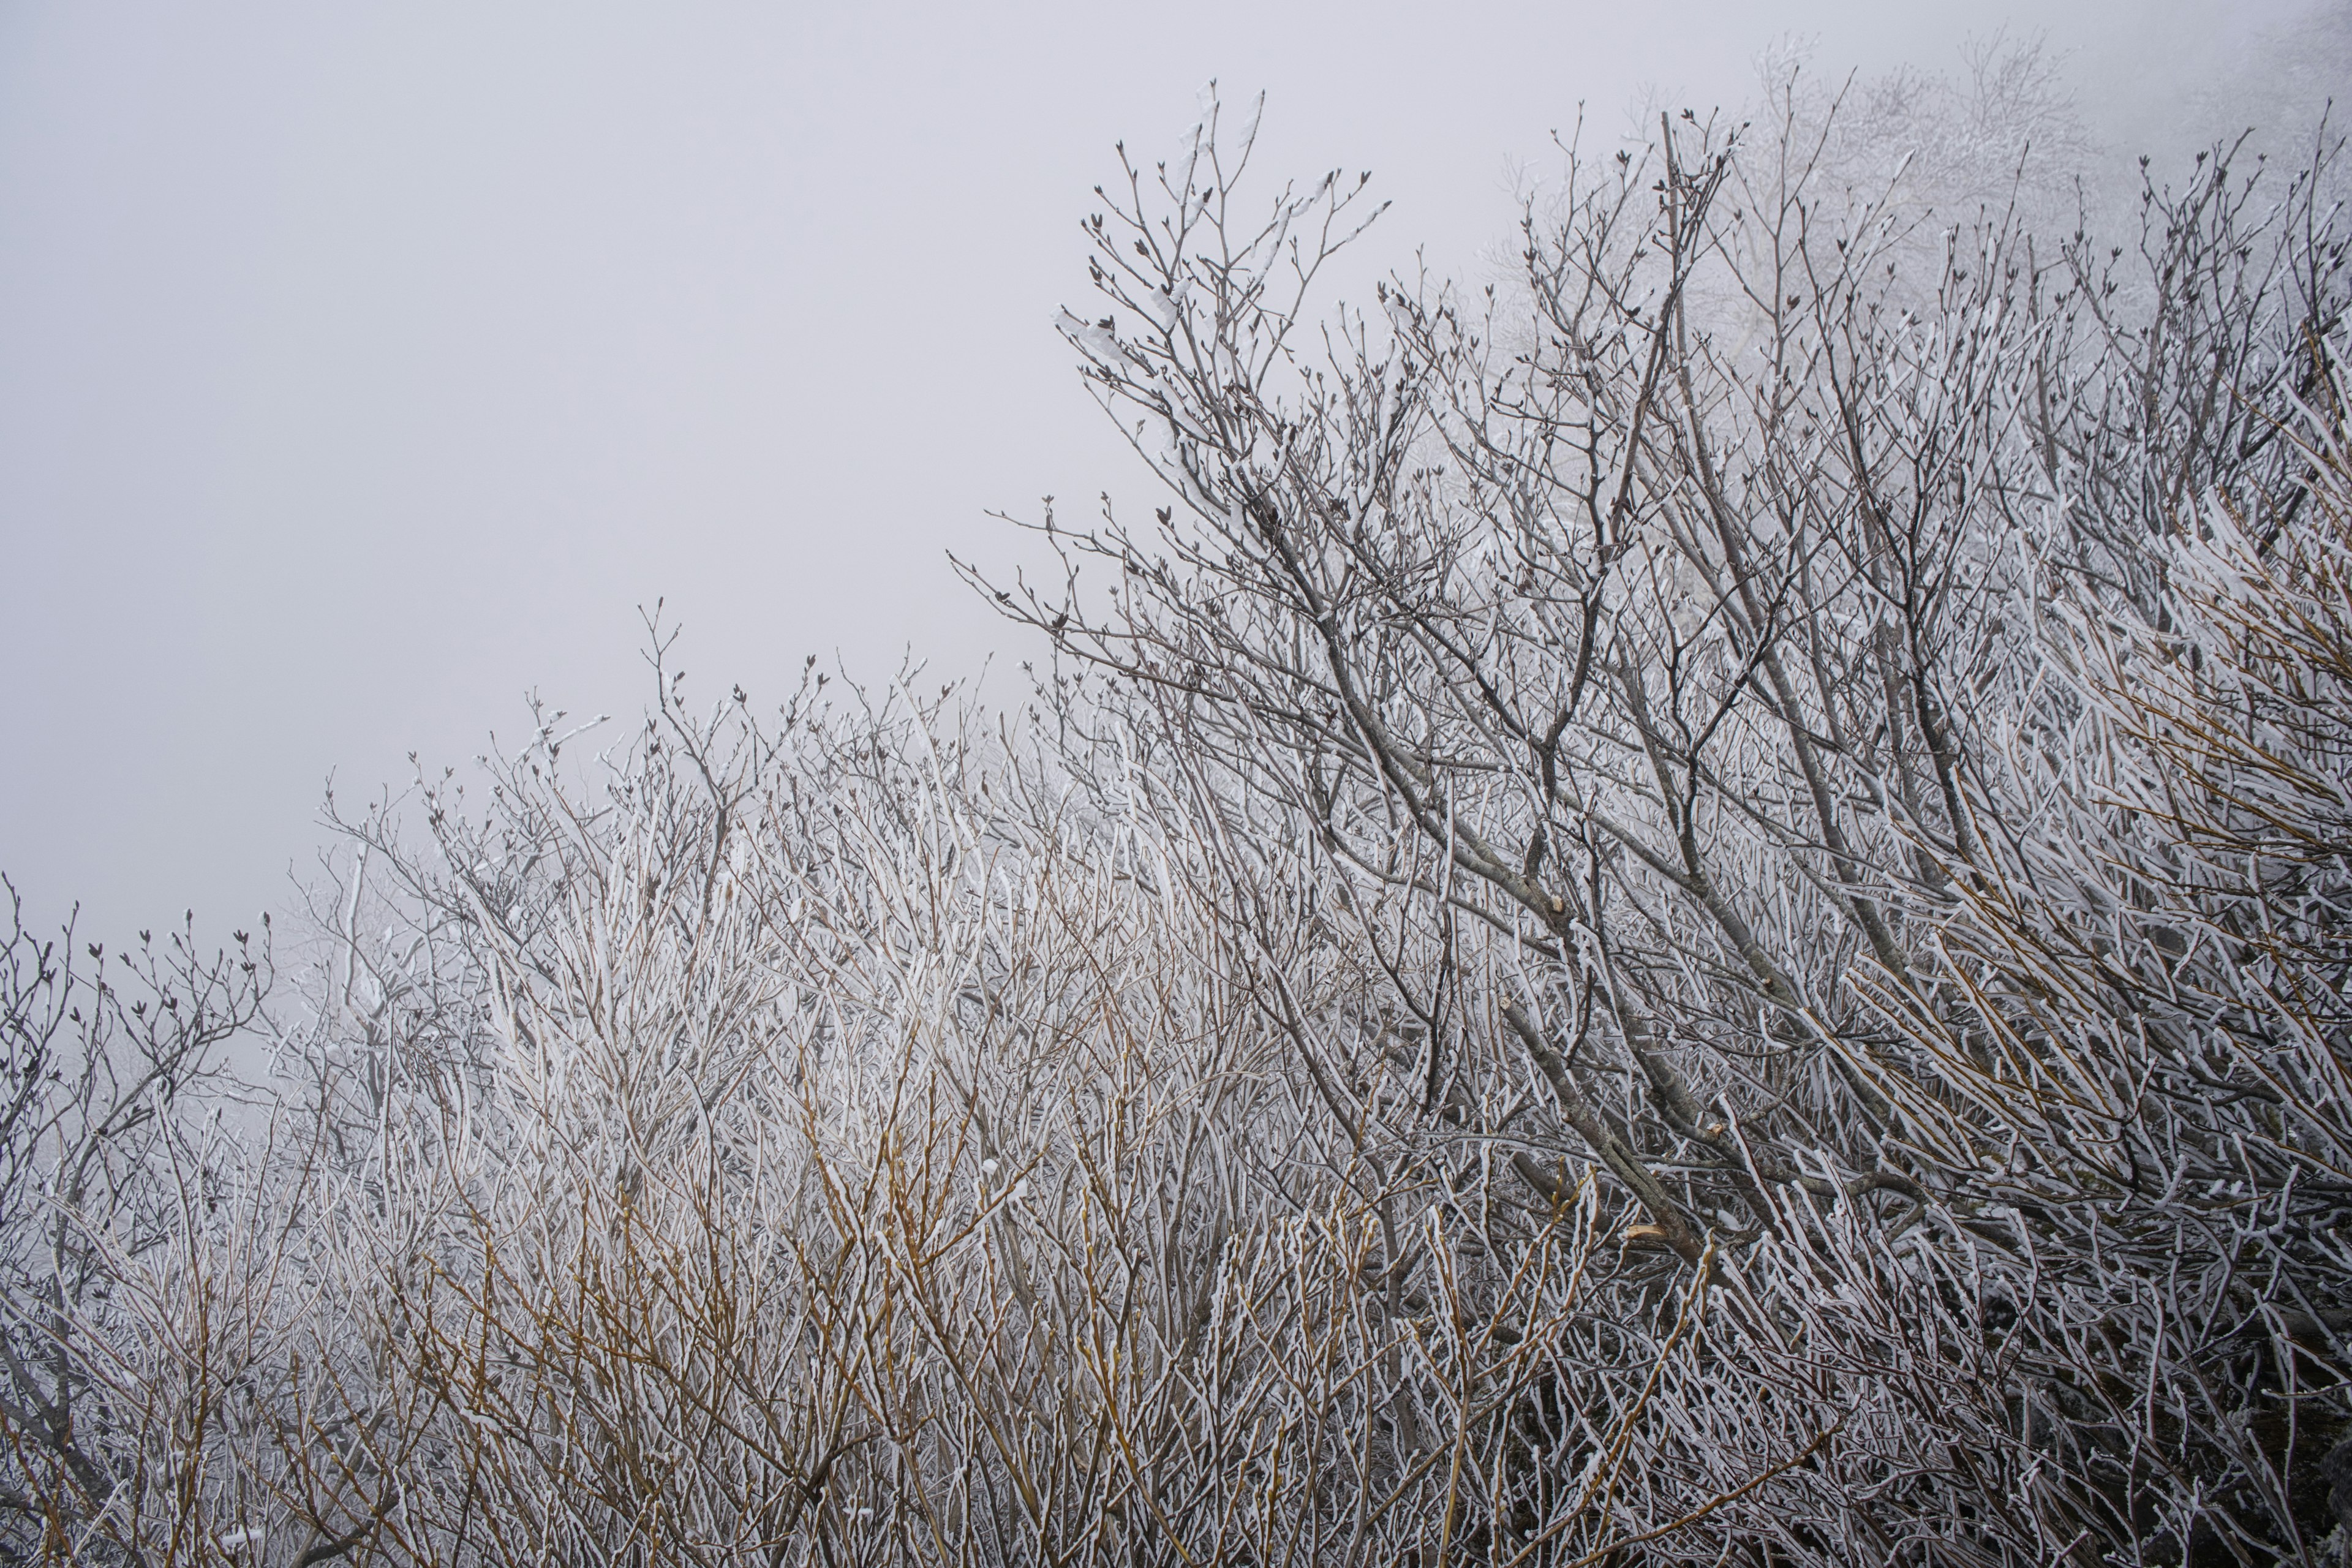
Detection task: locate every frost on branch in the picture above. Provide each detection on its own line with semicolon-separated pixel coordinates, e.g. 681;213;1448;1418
7;65;2352;1567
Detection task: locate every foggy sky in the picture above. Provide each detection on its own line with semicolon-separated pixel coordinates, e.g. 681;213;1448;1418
0;0;2328;947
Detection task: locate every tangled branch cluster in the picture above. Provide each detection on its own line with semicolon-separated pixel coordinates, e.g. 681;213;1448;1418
6;70;2351;1566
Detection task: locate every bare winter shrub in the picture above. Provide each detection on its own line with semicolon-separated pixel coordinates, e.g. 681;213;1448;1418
224;642;1777;1565
6;56;2348;1568
981;77;2350;1563
0;891;282;1562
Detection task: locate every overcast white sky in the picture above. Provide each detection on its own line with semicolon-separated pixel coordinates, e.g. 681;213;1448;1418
0;0;2331;946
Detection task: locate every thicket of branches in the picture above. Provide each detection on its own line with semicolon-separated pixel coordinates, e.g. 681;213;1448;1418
5;55;2351;1567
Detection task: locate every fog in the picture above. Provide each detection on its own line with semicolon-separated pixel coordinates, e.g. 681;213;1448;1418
0;0;2332;946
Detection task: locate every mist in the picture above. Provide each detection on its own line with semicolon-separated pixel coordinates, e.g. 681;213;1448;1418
0;0;2335;944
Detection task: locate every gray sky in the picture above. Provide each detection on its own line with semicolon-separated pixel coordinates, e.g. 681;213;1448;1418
0;0;2326;946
